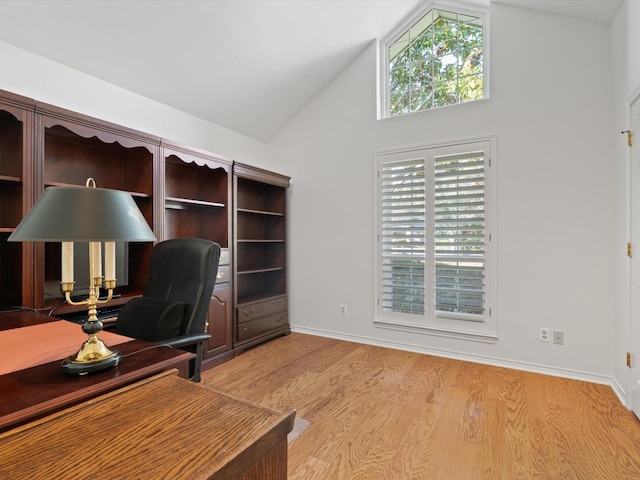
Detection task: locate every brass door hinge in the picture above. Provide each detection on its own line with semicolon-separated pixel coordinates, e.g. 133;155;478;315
623;130;633;147
627;352;632;368
628;242;633;257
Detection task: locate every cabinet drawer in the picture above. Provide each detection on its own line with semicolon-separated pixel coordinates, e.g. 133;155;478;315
216;265;230;284
236;296;287;323
237;312;288;341
219;248;230;266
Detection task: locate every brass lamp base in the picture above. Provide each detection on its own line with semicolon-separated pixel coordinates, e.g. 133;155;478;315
61;276;121;375
61;336;121;375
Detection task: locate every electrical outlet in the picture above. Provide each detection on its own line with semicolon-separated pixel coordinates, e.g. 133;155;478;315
340;304;348;316
539;327;550;342
553;330;564;345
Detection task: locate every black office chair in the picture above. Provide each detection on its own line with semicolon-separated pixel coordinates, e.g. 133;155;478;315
116;238;220;382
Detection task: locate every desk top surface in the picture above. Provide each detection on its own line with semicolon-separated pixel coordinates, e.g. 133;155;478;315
0;318;132;375
0;309;62;330
0;371;296;480
0;310;194;432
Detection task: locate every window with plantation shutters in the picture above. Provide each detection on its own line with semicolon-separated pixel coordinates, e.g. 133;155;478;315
375;138;496;340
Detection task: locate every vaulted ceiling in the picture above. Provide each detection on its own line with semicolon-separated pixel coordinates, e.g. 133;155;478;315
0;0;622;142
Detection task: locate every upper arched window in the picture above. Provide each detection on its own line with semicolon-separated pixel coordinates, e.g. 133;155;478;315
382;4;487;117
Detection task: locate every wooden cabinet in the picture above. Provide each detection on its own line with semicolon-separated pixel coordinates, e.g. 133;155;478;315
161;142;234;366
0;87;291;367
0;91;34;309
233;163;290;354
161;142;231;244
34;103;160;315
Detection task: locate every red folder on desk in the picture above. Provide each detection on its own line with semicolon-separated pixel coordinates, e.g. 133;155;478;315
0;321;131;375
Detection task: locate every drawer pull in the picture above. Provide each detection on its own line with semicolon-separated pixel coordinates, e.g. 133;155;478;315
217;271;225;279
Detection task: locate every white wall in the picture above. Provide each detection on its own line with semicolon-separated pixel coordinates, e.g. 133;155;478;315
0;41;267;165
612;0;640;404
269;3;616;384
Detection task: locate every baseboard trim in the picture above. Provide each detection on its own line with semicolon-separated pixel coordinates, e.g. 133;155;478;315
291;325;628;407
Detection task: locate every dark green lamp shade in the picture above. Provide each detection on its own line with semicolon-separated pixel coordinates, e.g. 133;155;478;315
8;185;157;242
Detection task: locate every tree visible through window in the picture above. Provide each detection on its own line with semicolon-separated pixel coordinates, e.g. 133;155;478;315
387;7;484;116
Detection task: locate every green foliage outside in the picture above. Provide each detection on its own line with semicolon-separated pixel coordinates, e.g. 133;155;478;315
389;9;484;115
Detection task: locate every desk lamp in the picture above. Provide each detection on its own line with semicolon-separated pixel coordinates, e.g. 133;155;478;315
8;178;156;374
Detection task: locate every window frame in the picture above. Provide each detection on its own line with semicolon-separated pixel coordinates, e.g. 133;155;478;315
378;1;490;119
374;136;497;342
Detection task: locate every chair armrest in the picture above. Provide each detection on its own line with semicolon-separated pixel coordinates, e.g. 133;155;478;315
158;333;211;349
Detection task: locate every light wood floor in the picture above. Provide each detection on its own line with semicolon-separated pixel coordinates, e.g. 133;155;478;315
201;333;640;479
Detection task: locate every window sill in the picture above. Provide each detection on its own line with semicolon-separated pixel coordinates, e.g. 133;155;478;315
374;318;497;344
377;96;490;122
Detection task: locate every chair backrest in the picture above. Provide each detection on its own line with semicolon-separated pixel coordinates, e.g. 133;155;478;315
142;238;220;337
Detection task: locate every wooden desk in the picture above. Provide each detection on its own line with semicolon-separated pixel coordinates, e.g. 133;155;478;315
0;310;194;432
0;371;295;480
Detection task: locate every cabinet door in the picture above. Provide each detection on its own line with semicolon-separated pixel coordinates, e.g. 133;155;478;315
203;283;233;368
